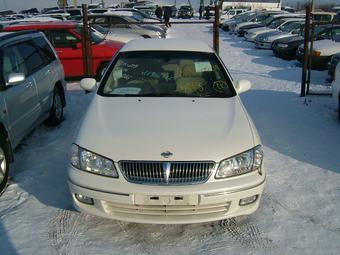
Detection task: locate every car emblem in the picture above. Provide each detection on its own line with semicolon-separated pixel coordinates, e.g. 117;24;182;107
161;151;173;158
162;162;171;184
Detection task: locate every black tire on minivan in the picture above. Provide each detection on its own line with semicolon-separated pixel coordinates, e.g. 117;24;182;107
0;135;9;194
46;87;64;126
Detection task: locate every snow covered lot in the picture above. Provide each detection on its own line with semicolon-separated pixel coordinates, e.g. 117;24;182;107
1;24;340;255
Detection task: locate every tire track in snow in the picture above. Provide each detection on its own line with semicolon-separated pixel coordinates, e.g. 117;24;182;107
48;209;86;255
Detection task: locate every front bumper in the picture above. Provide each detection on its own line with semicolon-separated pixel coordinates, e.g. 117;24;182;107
255;40;272;49
68;166;265;224
272;46;297;60
244;33;257;42
296;50;331;70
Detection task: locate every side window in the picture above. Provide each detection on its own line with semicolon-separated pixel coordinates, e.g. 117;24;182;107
110;17;126;24
32;36;57;64
2;45;28;82
16;41;46;76
49;30;80;48
331;28;340;40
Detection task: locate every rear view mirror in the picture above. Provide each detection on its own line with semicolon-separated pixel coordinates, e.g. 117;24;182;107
7;73;25;86
80;78;97;92
235;80;252;94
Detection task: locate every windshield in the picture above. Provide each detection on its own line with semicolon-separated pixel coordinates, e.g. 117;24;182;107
268;19;286;29
76;26;105;44
99;51;236;98
279;21;301;32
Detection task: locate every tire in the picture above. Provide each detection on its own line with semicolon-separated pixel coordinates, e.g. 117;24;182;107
46;87;64;126
0;135;9;194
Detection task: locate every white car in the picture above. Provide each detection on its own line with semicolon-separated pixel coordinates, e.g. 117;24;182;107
220;8;247;22
332;62;340;120
68;39;265;224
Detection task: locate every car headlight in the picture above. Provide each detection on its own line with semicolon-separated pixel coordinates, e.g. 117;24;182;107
71;144;118;178
277;43;289;48
215;145;263;179
262;37;269;42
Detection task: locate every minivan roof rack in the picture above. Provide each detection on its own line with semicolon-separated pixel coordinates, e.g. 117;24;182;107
0;30;40;42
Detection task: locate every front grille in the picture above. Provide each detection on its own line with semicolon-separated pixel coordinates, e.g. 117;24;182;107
119;161;215;185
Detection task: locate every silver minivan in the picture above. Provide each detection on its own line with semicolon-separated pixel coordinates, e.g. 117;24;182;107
0;31;66;193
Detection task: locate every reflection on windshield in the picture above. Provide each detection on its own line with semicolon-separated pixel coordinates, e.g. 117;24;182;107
99;51;236;98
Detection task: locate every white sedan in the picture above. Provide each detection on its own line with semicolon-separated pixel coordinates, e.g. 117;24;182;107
68;39;265;224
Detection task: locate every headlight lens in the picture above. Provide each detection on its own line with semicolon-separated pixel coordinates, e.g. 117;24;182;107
215;145;263;179
71;144;118;178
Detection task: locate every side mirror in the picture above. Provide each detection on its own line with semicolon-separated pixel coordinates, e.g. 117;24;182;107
235;79;252;94
7;73;25;86
80;78;97;92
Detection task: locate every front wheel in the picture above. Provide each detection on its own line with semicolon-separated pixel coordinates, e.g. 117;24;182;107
0;136;9;194
46;87;64;126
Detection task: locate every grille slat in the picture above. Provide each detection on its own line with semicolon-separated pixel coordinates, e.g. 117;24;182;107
120;161;215;185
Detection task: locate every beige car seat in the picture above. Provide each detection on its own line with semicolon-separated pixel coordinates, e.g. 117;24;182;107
176;63;205;94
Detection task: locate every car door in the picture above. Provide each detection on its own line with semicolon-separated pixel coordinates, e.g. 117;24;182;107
1;42;40;147
46;29;84;77
31;36;58;113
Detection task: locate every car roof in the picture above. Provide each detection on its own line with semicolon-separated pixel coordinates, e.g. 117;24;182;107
0;32;15;38
3;21;77;30
121;39;214;53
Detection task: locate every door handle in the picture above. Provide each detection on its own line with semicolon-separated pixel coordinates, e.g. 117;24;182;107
45;69;51;75
56;50;63;54
26;82;33;88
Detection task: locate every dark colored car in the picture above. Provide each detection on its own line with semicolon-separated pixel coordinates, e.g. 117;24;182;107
272;25;340;60
177;5;194;19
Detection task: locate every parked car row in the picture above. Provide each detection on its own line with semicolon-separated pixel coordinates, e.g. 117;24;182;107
0;6;170;80
222;9;340;121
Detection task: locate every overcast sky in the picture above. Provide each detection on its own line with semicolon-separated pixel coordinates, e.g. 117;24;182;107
0;0;338;12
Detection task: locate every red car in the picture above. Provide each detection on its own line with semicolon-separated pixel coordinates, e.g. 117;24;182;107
3;22;124;78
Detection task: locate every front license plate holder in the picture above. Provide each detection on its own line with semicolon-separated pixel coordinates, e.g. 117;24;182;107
134;194;199;206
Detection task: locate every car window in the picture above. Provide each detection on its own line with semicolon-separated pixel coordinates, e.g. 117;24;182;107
32;36;56;64
49;30;80;48
331;28;340;40
2;44;28;82
17;41;46;75
110;16;127;24
99;51;236;98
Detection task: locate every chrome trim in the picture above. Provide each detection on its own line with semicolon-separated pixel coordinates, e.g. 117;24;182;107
119;161;216;185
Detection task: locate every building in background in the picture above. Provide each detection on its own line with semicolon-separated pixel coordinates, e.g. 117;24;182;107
222;0;281;10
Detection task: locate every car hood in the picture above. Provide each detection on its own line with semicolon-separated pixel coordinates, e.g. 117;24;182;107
75;96;256;162
276;35;304;44
249;27;276;35
105;32;141;43
312;40;340;56
268;32;297;41
237;21;257;28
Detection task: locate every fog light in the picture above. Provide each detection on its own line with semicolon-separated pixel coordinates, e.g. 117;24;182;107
239;195;258;206
75;193;94;205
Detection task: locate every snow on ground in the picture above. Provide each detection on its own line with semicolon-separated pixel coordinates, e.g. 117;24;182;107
1;23;340;255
